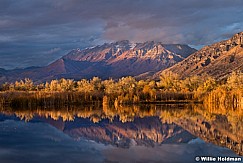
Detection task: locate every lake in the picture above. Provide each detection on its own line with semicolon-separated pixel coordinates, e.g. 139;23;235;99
0;104;242;163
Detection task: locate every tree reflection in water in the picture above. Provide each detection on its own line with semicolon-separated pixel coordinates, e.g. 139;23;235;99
0;103;242;156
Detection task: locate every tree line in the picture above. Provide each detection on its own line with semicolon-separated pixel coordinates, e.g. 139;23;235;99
0;71;243;108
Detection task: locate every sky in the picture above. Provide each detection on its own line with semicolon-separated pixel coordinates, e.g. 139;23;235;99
0;0;243;69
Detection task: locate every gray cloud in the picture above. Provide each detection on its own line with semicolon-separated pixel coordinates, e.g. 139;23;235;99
0;0;243;69
43;48;61;55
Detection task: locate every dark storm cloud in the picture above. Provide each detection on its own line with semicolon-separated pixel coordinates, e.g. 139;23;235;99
0;0;243;69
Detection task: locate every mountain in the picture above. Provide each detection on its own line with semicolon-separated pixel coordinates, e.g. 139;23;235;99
0;41;196;83
158;32;243;79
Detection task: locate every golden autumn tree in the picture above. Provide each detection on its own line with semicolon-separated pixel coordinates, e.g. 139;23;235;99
158;71;180;92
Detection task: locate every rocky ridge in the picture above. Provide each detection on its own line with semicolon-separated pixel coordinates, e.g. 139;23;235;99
159;32;243;79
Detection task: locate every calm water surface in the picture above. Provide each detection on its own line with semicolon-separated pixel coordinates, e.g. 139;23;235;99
0;104;242;163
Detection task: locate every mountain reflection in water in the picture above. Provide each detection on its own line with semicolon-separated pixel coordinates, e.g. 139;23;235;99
0;104;242;163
